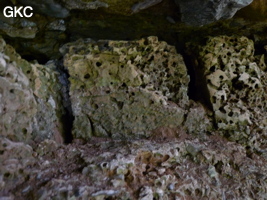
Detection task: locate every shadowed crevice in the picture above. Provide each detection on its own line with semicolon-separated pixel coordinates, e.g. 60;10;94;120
56;60;74;144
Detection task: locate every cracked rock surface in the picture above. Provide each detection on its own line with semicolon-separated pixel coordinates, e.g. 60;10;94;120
62;36;190;140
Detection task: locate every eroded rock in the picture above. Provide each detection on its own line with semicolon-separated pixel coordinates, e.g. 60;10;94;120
0;37;64;143
196;36;267;146
0;138;35;195
62;36;190;140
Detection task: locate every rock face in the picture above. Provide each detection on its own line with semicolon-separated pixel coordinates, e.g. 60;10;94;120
18;0;69;18
0;37;64;143
195;36;267;149
3;1;267;198
0;0;258;61
2;34;267;199
62;36;190;140
175;0;253;26
0;138;35;195
7;136;267;199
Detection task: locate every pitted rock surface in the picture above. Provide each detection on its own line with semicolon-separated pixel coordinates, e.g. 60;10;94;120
2;33;267;199
0;138;35;194
196;36;267;145
62;36;190;140
0;37;64;143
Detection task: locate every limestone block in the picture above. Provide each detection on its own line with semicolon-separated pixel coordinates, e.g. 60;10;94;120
0;138;35;193
198;36;267;141
0;37;64;143
62;36;190;140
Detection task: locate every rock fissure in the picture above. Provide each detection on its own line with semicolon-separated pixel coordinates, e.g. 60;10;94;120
56;60;74;143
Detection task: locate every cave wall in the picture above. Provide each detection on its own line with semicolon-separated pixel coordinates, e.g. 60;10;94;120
2;0;267;199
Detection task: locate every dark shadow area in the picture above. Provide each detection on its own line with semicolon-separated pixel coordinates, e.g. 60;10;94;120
65;0;181;43
61;109;74;144
55;60;74;144
182;52;198;101
20;53;49;64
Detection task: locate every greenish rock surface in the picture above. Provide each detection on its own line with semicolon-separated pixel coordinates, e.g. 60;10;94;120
0;37;64;143
62;36;190;140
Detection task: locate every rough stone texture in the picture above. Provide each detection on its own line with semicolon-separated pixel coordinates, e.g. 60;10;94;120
175;0;253;26
0;138;35;196
184;101;213;137
2;33;267;199
62;36;190;140
0;37;64;143
5;136;267;199
196;36;267;146
0;19;38;39
2;1;267;199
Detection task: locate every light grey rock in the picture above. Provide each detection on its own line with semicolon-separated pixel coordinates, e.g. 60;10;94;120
131;0;162;14
175;0;253;26
47;20;66;31
0;138;35;193
0;37;64;143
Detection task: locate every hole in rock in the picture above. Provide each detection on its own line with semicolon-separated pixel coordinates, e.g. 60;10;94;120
21;54;50;65
219;106;226;114
84;74;90;79
195;188;202;196
96;61;102;67
4;172;10;178
121;82;127;87
228;111;234;117
22;128;27;135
